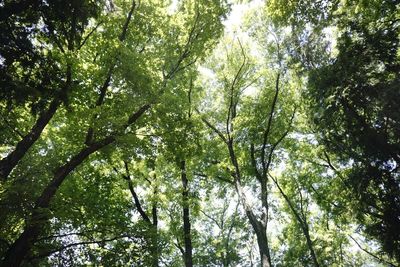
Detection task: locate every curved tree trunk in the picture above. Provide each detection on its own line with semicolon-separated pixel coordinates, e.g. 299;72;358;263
0;65;72;181
0;104;149;266
0;136;114;267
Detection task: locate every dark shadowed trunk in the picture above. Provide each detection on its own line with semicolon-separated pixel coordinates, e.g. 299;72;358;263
151;194;159;267
0;104;150;267
0;136;114;267
0;99;59;179
180;160;193;267
0;65;72;181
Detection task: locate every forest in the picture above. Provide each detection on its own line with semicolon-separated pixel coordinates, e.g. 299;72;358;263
0;0;399;266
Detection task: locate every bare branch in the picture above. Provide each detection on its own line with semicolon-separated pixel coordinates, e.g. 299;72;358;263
77;21;103;50
264;106;296;173
196;109;227;144
349;235;397;267
261;72;281;176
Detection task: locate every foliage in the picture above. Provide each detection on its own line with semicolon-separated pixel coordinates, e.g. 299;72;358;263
0;0;398;266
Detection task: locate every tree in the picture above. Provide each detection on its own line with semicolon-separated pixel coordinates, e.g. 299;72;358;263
0;1;227;265
307;0;400;262
0;0;103;180
266;0;400;263
198;33;297;266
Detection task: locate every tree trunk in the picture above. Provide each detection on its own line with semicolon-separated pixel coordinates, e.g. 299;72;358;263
0;65;72;181
180;160;193;267
0;137;114;267
303;225;320;267
245;207;271;267
0;99;59;180
256;230;272;267
228;141;271;267
151;187;159;267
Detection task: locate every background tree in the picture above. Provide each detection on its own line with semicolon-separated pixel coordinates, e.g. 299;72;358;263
306;1;400;262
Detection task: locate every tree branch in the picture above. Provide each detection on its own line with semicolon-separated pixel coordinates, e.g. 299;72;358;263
261;72;281;177
349;235;397;267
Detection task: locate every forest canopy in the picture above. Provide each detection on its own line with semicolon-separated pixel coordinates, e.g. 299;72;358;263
0;0;399;266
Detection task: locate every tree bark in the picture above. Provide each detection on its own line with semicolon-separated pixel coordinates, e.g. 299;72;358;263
180;160;193;267
255;227;272;267
0;65;72;181
151;200;159;267
0;104;149;267
228;141;272;267
0;136;114;267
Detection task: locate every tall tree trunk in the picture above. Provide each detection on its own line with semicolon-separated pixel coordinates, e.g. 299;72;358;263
0;137;114;267
1;105;149;267
180;160;193;267
255;229;272;267
228;141;272;267
0;65;72;181
151;186;159;267
236;178;271;267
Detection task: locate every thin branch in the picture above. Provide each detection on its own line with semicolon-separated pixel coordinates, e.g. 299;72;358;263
226;38;247;136
194;172;234;185
3;119;24;138
196;109;227;144
349;235;397;267
250;143;263;182
164;11;200;80
200;210;222;229
126;180;151;223
29;234;134;260
268;173;306;228
261;72;281;176
77;21;103;50
115;161;151;223
264;106;296;172
119;0;137;41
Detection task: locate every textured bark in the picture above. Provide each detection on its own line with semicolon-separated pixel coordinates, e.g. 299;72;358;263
181;160;193;267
